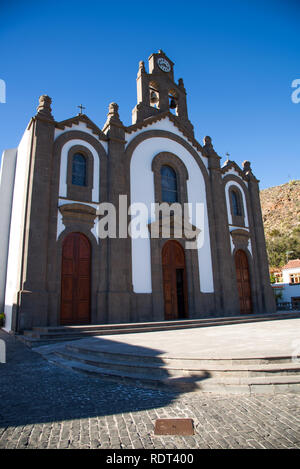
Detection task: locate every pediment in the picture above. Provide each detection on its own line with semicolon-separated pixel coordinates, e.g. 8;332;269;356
59;203;97;224
230;228;250;240
148;214;201;240
126;112;204;154
55;114;108;141
221;160;247;180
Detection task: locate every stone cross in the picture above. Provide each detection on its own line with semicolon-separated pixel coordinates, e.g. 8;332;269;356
77;104;86;115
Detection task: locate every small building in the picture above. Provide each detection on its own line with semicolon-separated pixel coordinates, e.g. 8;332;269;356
271;259;300;309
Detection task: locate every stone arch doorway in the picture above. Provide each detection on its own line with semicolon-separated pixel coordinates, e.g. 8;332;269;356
162;240;188;320
60;232;91;325
235;249;252;314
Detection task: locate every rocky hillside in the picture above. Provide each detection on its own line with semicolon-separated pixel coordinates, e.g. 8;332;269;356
260;180;300;268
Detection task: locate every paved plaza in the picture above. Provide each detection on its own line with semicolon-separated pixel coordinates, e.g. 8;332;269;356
0;325;300;450
41;317;300;359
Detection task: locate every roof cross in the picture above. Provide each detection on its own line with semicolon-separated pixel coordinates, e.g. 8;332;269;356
77;104;86;115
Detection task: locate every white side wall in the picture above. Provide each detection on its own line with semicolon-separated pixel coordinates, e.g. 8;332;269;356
130;136;214;294
273;268;300;304
0;148;17;316
282;267;300;284
273;283;300;303
4;128;32;331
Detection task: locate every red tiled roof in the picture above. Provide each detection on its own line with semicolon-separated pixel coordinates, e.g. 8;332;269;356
282;259;300;270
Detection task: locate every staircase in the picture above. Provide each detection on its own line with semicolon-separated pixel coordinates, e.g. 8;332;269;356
18;311;300;348
37;341;300;395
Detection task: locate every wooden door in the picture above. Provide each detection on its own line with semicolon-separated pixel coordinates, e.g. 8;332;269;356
235;249;252;314
162;241;188;320
60;233;91;325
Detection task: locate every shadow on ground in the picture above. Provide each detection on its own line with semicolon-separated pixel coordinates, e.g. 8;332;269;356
0;330;210;428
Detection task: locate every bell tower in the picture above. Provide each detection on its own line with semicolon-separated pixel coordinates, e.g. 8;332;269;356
132;50;194;136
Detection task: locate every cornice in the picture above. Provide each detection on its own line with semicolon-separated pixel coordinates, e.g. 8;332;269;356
55;114;108;141
125;112;204;155
221;160;248;181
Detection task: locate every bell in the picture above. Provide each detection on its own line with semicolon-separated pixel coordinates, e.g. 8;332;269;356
150;91;159;104
169;98;177;109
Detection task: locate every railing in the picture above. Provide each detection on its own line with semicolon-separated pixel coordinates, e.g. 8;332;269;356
277;302;300;311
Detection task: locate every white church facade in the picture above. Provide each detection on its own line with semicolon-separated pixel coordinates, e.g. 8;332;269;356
0;50;276;333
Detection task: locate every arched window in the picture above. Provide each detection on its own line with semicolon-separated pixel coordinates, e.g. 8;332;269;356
161;165;178;203
72;153;86;186
149;81;159;109
168;89;178;115
231;189;242;216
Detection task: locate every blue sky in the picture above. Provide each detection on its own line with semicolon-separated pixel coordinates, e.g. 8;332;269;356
0;0;299;189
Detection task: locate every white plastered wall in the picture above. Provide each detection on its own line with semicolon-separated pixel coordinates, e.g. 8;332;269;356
55;121;108;153
0;148;18;317
130;135;214;294
282;267;300;284
4;128;32;331
126;117;209;170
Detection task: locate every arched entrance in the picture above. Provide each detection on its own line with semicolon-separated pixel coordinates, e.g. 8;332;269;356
60;232;91;325
235;249;252;314
162;240;188;320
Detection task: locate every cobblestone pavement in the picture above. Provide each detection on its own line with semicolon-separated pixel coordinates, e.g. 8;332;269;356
0;330;299;449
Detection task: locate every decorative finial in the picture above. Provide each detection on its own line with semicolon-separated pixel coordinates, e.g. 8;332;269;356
242;160;251;172
102;102;124;135
203;136;213;147
242;160;258;182
202;136;220;162
77;104;86;115
178;78;184;88
36;95;53;120
108;102;120;118
103;102;122;129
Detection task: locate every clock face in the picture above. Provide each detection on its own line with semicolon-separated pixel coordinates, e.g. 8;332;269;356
157;57;171;72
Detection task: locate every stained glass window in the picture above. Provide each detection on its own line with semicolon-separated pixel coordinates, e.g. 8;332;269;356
161;165;178;203
231;189;242;216
72;153;86;186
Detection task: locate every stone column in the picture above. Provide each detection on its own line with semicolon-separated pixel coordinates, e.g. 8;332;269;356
103;103;132;323
17;95;56;330
203;137;240;315
243;161;276;313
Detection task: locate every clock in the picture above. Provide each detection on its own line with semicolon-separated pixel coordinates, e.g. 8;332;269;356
157;57;171;72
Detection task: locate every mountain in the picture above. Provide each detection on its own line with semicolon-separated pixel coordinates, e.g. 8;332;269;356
260;180;300;268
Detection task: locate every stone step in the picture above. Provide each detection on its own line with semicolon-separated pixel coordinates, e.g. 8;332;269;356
45;353;300;395
55;348;300;379
20;311;300;346
65;343;293;366
17;335;89;348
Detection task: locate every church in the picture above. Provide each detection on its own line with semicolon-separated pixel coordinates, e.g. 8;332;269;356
0;50;276;333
